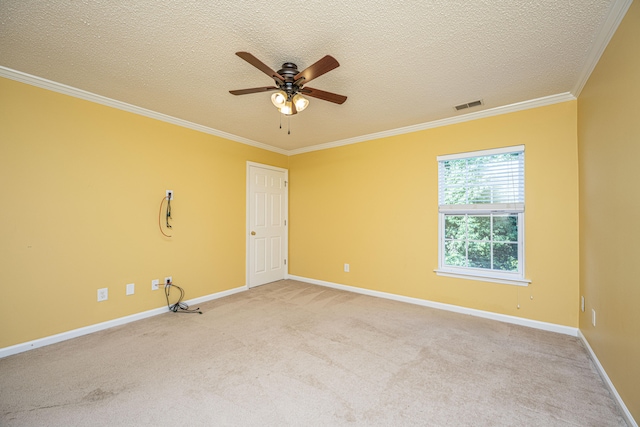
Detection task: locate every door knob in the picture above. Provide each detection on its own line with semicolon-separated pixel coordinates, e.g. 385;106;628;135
251;231;256;235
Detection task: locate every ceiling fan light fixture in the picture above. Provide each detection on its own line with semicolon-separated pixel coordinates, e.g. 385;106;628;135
271;91;287;109
280;101;293;115
293;94;309;112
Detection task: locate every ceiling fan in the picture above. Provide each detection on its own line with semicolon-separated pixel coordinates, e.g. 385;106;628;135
229;51;347;116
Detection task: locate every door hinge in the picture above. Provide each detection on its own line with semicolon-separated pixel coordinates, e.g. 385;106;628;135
284;259;287;265
285;219;287;226
284;181;287;187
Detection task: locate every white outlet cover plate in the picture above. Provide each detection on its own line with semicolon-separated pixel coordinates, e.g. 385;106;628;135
151;279;160;290
164;276;172;286
166;190;173;200
126;283;135;295
344;263;350;272
97;288;108;302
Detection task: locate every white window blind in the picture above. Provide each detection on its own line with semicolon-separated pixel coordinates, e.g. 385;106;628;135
438;145;524;213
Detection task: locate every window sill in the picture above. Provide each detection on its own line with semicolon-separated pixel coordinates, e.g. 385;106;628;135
434;269;531;287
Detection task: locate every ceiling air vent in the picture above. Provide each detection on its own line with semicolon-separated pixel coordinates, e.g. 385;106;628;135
454;99;483;111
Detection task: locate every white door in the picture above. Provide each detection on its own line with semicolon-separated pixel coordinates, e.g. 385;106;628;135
247;163;288;288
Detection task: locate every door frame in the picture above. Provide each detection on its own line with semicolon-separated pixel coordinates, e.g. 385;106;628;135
246;161;289;288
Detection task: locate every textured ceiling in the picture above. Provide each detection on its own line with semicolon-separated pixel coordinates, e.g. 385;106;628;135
0;1;627;152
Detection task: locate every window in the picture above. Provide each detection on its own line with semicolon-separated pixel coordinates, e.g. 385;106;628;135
435;146;529;286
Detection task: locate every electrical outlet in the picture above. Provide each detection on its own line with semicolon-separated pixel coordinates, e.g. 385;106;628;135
97;288;108;302
581;296;585;312
151;279;160;291
166;190;173;200
126;283;135;295
164;276;172;286
344;263;350;273
592;309;596;327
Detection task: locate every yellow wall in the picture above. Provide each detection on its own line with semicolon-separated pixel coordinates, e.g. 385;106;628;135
289;101;579;327
578;1;640;421
0;77;287;348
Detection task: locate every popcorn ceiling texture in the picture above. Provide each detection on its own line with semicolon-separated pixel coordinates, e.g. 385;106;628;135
0;1;617;150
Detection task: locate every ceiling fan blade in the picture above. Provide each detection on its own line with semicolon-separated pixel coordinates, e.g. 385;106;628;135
229;86;278;95
236;52;284;82
294;55;340;84
300;87;347;104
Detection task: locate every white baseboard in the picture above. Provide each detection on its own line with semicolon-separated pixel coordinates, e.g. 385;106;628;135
0;286;247;359
578;330;637;427
288;275;578;336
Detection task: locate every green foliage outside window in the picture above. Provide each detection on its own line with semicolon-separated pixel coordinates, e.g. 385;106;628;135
444;214;518;272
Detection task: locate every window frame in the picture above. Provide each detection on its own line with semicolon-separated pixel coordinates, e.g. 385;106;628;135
434;146;531;287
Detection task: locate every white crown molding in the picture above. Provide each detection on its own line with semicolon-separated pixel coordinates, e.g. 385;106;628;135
288;92;576;155
578;330;638;427
288;275;578;336
572;0;633;97
0;285;247;359
0;66;289;156
1;65;578;157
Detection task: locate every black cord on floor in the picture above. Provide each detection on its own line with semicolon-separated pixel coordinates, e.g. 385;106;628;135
165;282;202;314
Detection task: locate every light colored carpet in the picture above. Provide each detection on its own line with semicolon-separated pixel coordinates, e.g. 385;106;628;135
0;280;627;426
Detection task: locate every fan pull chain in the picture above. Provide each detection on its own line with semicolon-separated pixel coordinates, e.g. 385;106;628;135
288;116;290;135
279;113;282;129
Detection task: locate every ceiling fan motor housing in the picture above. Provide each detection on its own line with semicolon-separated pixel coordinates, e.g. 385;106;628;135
277;63;302;97
277;63;299;78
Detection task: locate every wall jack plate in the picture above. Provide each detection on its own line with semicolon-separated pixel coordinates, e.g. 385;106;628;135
97;288;108;302
151;279;160;291
166;190;174;200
